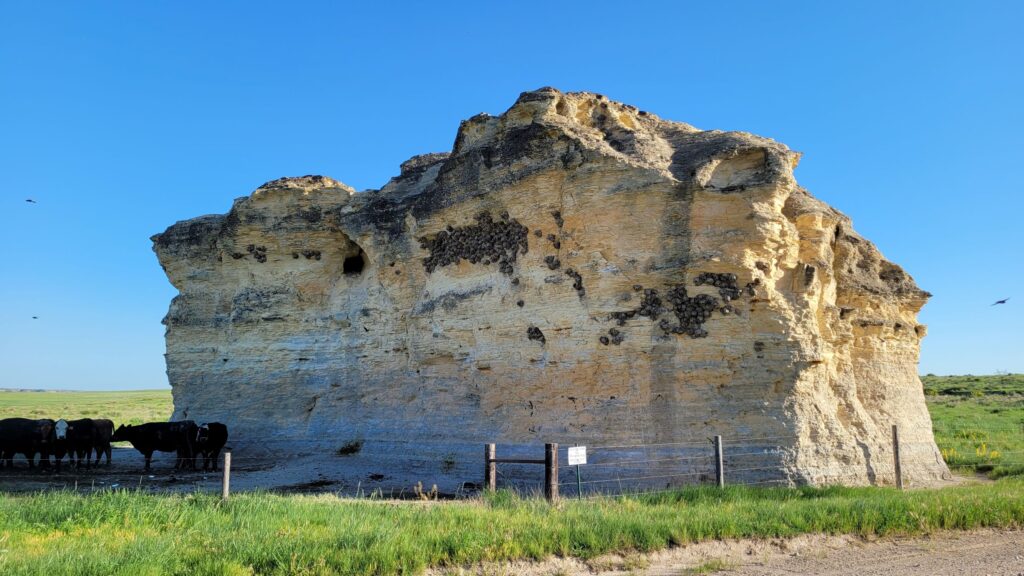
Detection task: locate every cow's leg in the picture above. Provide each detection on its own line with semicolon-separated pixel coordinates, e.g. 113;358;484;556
105;445;112;466
143;451;153;472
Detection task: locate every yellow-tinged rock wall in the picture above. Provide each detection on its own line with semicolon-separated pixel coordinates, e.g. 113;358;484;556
152;88;949;488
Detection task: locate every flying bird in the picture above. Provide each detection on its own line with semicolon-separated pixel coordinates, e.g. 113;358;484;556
32;316;38;319
991;298;1010;306
25;198;37;204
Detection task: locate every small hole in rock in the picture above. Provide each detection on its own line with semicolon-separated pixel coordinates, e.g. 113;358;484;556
343;250;366;275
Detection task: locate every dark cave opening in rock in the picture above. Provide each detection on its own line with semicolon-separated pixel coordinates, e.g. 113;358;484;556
343;249;366;275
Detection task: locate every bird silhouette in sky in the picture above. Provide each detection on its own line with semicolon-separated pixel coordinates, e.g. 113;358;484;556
32;316;38;319
991;298;1010;306
25;198;37;203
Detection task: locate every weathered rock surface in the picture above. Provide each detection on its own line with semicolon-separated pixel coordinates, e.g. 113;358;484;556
153;88;949;491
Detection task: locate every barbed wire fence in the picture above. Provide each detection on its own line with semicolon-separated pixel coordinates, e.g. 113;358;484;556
0;422;1021;500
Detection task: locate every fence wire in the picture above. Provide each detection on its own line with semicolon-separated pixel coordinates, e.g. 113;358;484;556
0;423;1020;500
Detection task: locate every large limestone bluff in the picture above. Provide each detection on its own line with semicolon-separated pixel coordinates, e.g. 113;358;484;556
153;88;949;490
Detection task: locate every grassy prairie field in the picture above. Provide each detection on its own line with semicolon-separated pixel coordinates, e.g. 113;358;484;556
923;374;1024;478
0;389;171;425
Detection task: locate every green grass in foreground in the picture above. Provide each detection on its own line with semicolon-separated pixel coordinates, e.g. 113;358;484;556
924;374;1024;478
1;480;1022;575
0;389;172;426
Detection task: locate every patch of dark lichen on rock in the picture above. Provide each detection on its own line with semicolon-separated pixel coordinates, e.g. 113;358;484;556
419;211;528;276
414;286;493;315
527;326;546;344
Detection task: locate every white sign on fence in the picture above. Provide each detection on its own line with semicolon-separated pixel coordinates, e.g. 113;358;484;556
567;446;587;466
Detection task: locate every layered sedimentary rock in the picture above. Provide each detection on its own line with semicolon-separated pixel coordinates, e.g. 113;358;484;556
153;88;949;489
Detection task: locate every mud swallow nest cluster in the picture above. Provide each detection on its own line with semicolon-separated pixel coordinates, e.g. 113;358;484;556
605;271;755;342
658;284;719;338
246;244;268;263
420;211;528;275
694;272;740;301
565;268;585;298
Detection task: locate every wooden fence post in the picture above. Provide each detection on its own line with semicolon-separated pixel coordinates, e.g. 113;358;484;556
485;443;496;492
221;452;231;500
714;435;725;488
892;425;903;490
544;443;559;502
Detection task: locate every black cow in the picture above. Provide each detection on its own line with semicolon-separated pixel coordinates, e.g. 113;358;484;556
92;418;114;466
194;423;228;471
53;418;96;471
0;418;56;469
111;421;197;472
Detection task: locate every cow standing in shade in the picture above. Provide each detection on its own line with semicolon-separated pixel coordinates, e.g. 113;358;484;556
53;418;96;471
111;421;197;472
194;423;229;471
0;418;56;469
92;419;114;466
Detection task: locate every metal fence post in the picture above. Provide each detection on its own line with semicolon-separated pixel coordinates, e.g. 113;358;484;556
544;443;559;502
221;451;231;500
485;443;496;492
892;425;903;490
714;435;725;488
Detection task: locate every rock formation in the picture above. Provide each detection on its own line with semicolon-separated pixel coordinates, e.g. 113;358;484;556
153;88;950;491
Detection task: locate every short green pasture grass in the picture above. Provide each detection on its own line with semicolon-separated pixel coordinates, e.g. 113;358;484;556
924;374;1024;478
0;389;172;426
0;480;1022;575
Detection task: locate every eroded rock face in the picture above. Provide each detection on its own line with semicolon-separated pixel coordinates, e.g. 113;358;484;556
153;88;949;489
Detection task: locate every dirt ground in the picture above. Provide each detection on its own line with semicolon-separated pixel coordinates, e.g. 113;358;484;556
0;447;266;494
0;446;468;496
429;530;1024;576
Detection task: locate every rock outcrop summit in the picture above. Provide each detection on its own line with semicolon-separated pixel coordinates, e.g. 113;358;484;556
153;88;949;489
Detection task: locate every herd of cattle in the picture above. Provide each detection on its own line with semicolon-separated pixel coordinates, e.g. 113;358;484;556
0;418;228;473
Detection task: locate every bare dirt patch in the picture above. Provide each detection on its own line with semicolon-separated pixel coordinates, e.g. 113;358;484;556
428;529;1024;576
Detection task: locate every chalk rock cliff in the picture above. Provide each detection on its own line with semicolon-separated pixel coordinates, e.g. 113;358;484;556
153;88;949;489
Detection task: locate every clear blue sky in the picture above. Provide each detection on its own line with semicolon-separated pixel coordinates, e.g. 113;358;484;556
1;1;1021;390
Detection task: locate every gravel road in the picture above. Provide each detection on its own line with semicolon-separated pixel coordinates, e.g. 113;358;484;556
430;529;1024;575
708;529;1023;576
